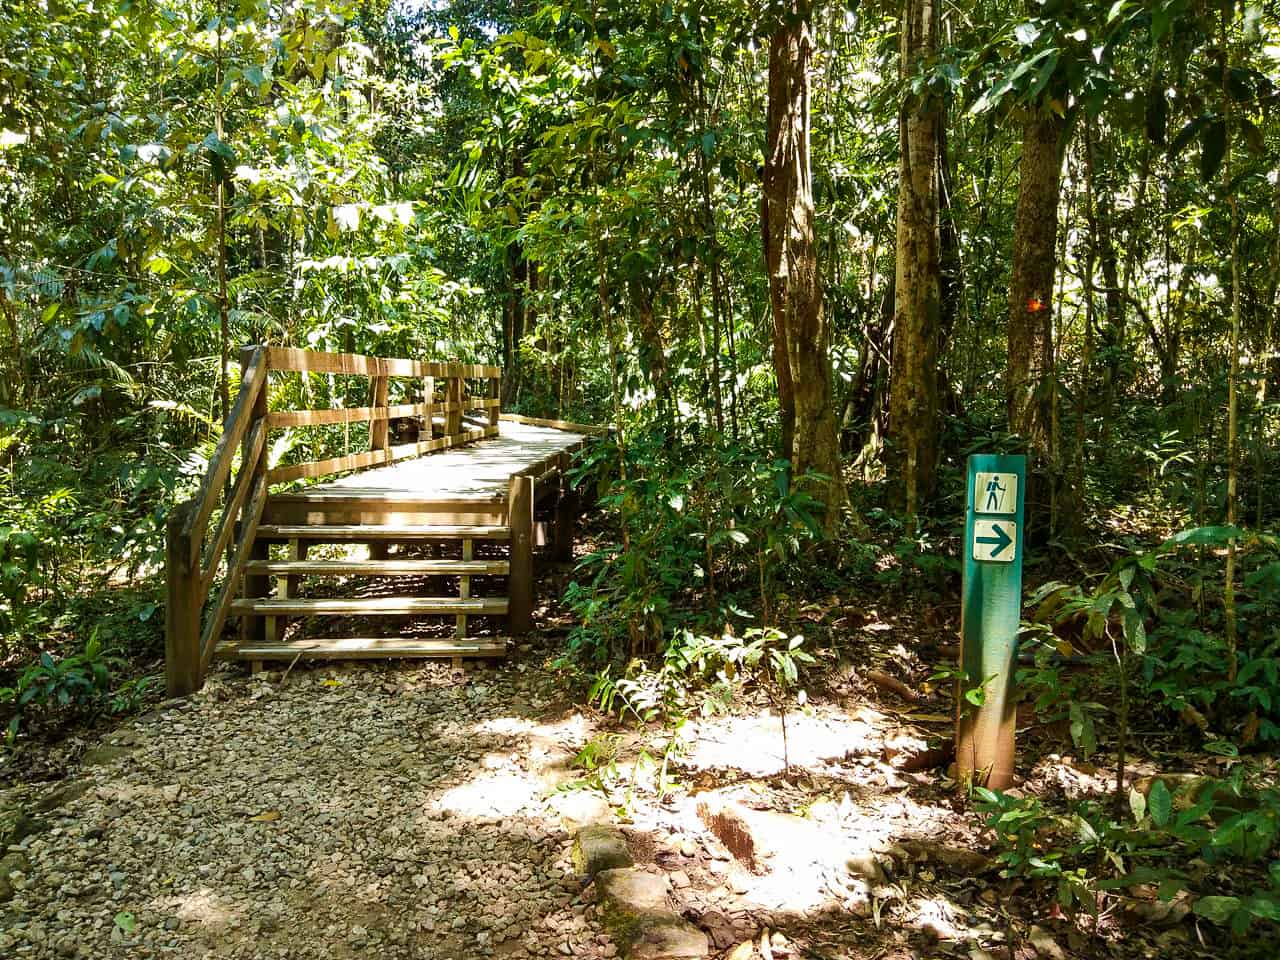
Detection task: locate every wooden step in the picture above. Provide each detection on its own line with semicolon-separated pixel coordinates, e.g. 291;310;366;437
218;637;508;660
232;597;508;616
245;559;510;577
257;524;510;541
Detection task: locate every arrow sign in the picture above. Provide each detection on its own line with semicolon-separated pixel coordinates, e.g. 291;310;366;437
974;520;1014;560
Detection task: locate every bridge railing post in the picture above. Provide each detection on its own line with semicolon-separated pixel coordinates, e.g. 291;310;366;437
240;346;270;644
507;474;534;635
165;499;202;697
447;376;463;440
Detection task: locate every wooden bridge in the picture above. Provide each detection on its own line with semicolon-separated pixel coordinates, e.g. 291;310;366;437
164;345;604;697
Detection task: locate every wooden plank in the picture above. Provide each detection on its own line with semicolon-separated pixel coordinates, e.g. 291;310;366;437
265;346;499;379
499;412;610;436
198;475;269;669
267;447;389;484
256;523;511;540
261;502;507;528
197;418;266;583
165;500;203;698
267;406;379;428
387;427;488;461
369;374;389;456
266;401;468;429
218;637;508;660
231;596;509;616
446;376;463;438
507;474;534;635
240;347;271;647
181;346;267;550
245;559;510;576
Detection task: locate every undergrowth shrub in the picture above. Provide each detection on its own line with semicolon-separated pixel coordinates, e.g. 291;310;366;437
563;430;831;666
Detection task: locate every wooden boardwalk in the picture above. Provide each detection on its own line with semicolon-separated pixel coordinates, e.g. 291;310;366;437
164;346;603;697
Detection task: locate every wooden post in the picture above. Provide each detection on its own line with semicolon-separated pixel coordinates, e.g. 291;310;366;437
240;346;269;645
370;367;389;456
424;375;435;438
447;376;463;440
507;474;534;635
165;500;203;697
488;375;500;429
553;479;580;562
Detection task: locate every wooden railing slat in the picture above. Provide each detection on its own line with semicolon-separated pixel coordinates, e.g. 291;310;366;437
199;475;268;669
267;447;390;485
267;406;378;428
181;346;267;560
199;417;266;586
265;346;498;379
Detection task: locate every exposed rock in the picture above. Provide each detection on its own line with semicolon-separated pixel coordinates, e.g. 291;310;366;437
552;790;613;831
596;869;708;959
0;851;30;903
896;839;993;875
34;780;90;813
80;744;133;768
696;790;890;884
1027;925;1066;960
573;825;633;879
0;807;46;847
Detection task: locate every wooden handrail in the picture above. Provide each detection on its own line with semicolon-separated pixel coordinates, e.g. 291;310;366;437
166;344;504;696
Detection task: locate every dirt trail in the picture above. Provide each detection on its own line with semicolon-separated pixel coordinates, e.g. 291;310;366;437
0;648;1104;960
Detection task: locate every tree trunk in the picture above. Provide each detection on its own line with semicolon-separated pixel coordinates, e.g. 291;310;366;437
763;2;846;518
1007;110;1065;486
888;0;942;517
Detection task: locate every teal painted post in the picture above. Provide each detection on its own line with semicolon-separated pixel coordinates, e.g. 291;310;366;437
956;454;1026;789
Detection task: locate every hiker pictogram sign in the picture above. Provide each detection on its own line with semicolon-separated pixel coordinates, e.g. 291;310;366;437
974;472;1017;515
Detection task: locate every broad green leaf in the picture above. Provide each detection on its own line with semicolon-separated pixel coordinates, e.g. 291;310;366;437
1149;779;1172;827
1193;895;1241;924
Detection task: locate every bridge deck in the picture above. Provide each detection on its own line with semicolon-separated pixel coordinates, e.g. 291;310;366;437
284;420;589;503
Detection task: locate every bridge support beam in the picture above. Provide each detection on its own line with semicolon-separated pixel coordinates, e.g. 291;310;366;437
165;500;202;697
508;474;534;635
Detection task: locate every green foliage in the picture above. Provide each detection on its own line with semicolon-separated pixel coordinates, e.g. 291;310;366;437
0;632;125;745
1023;526;1280;748
565;431;826;665
977;770;1280;934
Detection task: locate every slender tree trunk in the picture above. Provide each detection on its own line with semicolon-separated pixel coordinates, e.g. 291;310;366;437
1222;9;1240;683
763;2;847;518
888;0;942;517
1007;109;1066;515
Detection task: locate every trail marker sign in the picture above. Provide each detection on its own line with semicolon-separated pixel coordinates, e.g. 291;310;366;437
972;519;1016;562
957;454;1026;789
974;472;1017;514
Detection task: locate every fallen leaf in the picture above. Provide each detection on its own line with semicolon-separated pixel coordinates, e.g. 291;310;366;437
727;941;754;960
250;809;281;822
114;911;136;935
760;928;773;960
321;679;343;687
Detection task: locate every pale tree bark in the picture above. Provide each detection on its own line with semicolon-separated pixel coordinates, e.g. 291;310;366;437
763;1;847;519
1007;109;1065;487
888;0;942;518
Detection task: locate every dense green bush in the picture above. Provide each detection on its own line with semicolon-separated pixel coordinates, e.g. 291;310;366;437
563;430;829;666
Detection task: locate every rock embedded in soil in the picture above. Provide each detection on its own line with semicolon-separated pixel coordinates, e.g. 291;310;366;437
573;825;634;879
595;868;708;959
696;789;891;883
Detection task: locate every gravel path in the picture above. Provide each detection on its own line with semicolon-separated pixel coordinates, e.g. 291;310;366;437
2;661;613;960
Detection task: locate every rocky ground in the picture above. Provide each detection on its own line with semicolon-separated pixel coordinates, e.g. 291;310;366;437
0;633;1236;960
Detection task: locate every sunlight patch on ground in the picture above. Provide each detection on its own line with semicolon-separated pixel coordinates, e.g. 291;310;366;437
164;888;236;927
436;770;545;818
680;708;877;775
